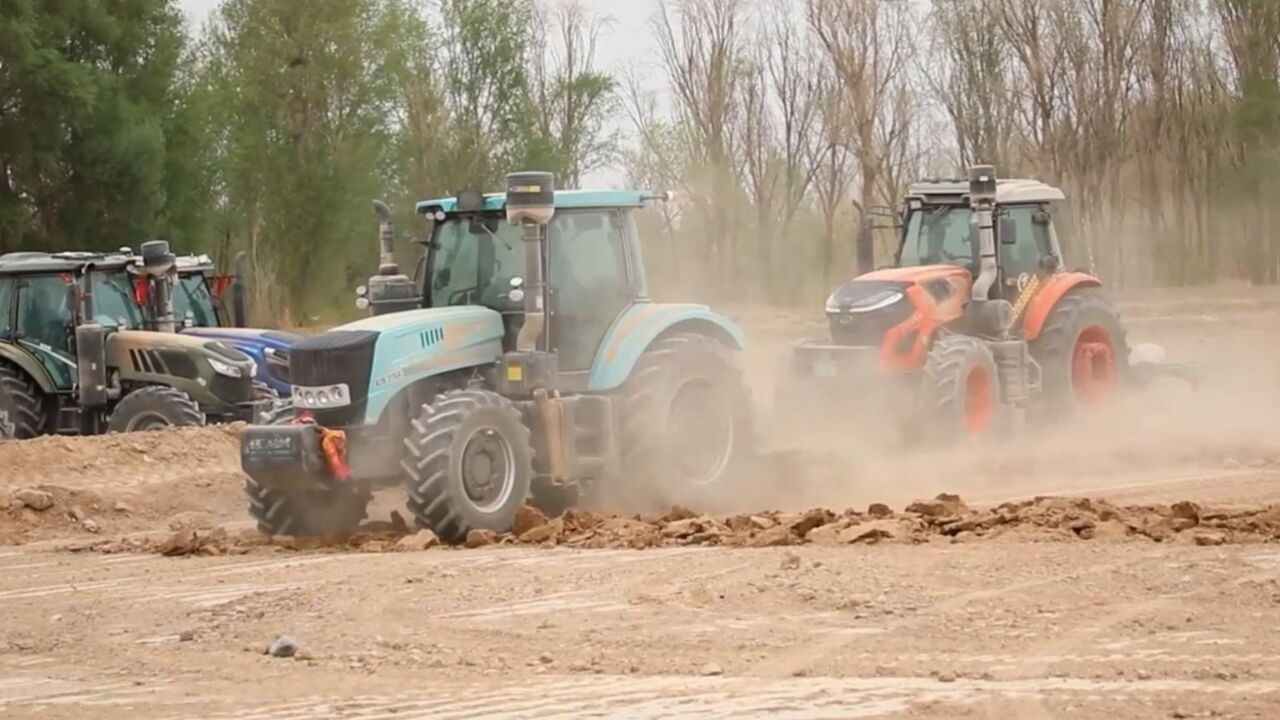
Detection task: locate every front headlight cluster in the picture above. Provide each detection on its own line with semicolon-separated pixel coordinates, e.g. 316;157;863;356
208;357;246;378
825;289;904;314
292;383;351;409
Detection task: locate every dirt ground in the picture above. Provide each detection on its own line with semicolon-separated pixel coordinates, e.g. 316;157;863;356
2;284;1280;719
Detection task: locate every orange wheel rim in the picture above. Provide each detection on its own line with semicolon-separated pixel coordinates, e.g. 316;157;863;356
1072;325;1117;404
964;366;993;435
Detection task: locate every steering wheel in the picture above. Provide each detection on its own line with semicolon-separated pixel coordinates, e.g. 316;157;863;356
447;286;478;305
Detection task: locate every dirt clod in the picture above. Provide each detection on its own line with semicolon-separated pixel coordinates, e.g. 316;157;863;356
15;489;54;512
465;529;498;548
513;505;549;536
395;530;440;551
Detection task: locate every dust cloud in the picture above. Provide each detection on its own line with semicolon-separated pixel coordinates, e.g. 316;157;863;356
724;287;1280;513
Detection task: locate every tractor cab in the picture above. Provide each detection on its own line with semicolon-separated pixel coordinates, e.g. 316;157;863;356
893;177;1067;299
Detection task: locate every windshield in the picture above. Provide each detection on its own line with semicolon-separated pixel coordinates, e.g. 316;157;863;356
93;272;144;328
429;216;525;308
899;206;975;268
173;274;220;327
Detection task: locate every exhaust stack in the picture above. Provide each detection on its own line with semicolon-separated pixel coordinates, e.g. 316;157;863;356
373;200;398;275
968;165;998;302
140;240;178;333
505;171;555;353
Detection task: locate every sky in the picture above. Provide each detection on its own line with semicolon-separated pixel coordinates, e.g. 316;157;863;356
178;0;658;187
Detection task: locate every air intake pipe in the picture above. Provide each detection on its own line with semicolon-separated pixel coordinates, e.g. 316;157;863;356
505;171;555;352
373;200;398;276
969;165;998;302
140;240;177;333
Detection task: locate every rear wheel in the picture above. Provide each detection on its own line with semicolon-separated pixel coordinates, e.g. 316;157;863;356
107;386;204;432
619;333;755;513
1031;288;1128;416
921;334;999;439
402;389;534;543
0;363;44;439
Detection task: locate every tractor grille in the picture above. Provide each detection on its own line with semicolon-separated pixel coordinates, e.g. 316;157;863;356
289;330;379;426
210;374;253;405
264;348;292;384
827;301;914;346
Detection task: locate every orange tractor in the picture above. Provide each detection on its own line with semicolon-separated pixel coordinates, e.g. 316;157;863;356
782;165;1172;439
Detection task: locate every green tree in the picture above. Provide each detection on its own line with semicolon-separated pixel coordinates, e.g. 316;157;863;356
202;0;425;318
0;0;188;252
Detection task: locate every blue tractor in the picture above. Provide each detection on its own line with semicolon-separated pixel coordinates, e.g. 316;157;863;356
240;172;755;541
166;253;298;399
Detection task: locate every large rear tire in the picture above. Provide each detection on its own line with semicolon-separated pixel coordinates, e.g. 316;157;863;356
921;334;999;439
618;333;755;513
107;386;205;432
1030;287;1128;416
0;363;44;439
402;389;534;543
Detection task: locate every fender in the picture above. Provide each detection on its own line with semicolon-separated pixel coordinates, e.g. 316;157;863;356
0;342;58;394
352;306;507;424
587;302;745;392
1022;272;1102;341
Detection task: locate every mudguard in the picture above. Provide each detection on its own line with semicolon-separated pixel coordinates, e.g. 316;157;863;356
0;342;58;394
1022;272;1102;341
587;302;745;392
344;306;506;424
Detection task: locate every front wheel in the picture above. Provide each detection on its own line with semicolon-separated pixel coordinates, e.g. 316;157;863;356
245;476;370;538
619;333;755;513
401;389;534;543
0;362;45;439
107;386;205;432
920;334;1000;439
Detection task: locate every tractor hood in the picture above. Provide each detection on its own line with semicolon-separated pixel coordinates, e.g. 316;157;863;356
106;330;256;411
180;326;302;351
287;306;506;425
826;265;971;313
824;265;972;352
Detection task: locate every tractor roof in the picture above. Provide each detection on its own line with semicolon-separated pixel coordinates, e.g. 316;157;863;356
174;253;215;275
0;251;135;276
416;189;655;215
907;178;1065;204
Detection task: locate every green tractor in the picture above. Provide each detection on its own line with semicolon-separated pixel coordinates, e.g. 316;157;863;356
240;172;755;541
0;242;257;437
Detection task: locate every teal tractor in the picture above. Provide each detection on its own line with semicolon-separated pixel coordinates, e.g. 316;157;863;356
239;172;755;541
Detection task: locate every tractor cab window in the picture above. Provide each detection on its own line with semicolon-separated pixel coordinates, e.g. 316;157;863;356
996;204;1053;283
92;272;144;328
548;210;631;371
428;216;524;310
14;274;76;389
899;206;975;269
174;274;219;327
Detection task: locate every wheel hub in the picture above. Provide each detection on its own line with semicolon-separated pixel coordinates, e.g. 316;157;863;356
460;427;515;511
1072;325;1117;404
667;380;735;485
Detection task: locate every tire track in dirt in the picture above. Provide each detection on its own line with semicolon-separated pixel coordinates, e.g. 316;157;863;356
1001;548;1280;720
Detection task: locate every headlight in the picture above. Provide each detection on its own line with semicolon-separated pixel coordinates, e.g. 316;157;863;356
827;289;904;314
291;384;352;409
208;357;244;378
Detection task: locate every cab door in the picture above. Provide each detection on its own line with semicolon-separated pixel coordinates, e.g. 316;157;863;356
13;274;77;390
546;210;635;372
